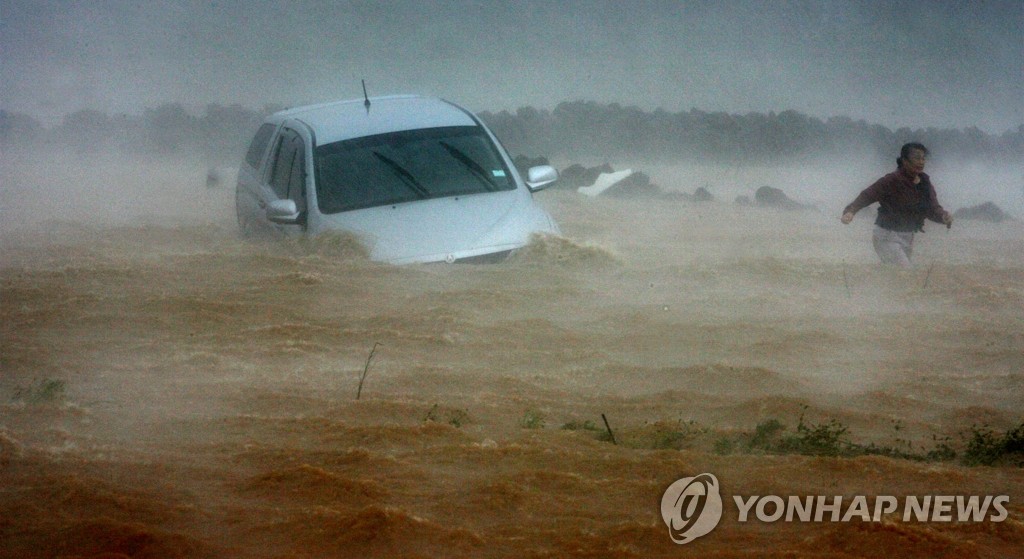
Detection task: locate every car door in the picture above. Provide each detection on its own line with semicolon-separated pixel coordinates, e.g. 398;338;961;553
236;122;278;236
256;126;308;235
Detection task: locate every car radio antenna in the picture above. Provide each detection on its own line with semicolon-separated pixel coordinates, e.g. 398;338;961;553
362;79;371;114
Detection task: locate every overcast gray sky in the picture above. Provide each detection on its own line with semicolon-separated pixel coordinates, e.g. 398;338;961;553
2;0;1021;132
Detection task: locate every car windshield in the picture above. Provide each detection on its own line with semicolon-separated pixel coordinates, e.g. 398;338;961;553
314;125;516;214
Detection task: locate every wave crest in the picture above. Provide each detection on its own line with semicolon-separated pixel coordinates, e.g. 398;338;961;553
279;231;371;260
510;233;619;267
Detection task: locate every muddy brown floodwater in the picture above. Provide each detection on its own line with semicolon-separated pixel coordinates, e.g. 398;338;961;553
1;156;1022;558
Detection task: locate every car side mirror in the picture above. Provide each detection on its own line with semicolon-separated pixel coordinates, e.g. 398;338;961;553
526;165;558;192
266;199;300;224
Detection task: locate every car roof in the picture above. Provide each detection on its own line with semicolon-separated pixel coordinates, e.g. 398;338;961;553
270;95;479;146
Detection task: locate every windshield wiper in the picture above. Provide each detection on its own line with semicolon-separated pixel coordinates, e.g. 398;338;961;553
439;142;499;192
372;151;429;199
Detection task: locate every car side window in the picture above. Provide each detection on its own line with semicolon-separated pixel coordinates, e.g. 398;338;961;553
244;124;276;168
269;130;300;199
287;138;306;212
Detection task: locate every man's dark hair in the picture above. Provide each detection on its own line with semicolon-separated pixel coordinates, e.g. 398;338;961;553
897;142;929;167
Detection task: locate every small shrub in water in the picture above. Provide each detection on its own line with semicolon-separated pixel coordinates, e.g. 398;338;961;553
561;420;599;431
424;404;470;428
746;419;785;452
925;435;958;462
777;416;850;457
520;409;546;429
12;379;67;404
963;423;1024;467
714;436;736;455
447;408;469;428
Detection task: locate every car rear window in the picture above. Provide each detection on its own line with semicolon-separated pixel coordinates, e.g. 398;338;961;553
314;126;515;214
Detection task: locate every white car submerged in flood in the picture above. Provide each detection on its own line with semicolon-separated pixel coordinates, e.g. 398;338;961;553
235;95;560;263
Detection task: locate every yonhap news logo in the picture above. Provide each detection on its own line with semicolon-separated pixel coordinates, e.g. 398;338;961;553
660;473;724;544
731;494;1010;523
661;472;1010;544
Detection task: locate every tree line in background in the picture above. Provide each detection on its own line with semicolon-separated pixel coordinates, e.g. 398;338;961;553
2;101;1021;165
0;104;282;164
481;102;1024;165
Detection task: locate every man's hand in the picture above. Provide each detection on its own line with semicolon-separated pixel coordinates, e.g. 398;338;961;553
841;212;855;224
942;211;953;229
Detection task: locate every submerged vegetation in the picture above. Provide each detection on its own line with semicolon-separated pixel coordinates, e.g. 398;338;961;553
559;407;1023;467
424;404;470;428
519;409;547;430
11;378;67;405
6;376;1019;467
720;416;1022;466
963;423;1024;467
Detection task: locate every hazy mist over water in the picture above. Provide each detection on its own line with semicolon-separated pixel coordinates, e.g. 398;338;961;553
2;2;1024;557
2;0;1022;132
3;151;1024;556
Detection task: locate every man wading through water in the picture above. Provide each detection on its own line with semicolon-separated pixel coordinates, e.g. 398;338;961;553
841;142;953;266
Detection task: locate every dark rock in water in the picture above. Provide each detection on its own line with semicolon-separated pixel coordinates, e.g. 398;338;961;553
604;171;662;198
953;202;1014;223
559;163;615;189
661;191;691;202
735;195;752;206
691;187;713;202
512;155;550;177
663;187;714;202
754;186;807;210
